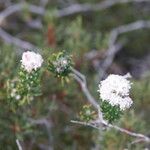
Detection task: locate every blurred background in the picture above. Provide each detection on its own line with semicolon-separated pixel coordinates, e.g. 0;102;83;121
0;0;150;149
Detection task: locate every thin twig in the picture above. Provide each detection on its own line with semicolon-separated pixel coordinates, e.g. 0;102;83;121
0;2;43;50
130;138;145;145
98;20;150;79
108;20;150;47
105;122;150;142
98;42;124;80
71;67;104;122
71;119;150;143
16;139;23;150
0;3;44;25
71;120;100;129
0;0;149;22
0;28;37;50
70;67;103;119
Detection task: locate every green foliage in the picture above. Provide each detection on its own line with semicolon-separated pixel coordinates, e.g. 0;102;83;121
131;77;150;124
79;105;97;122
7;68;42;107
18;68;42;97
101;110;147;150
62;17;91;52
101;101;123;123
56;16;108;57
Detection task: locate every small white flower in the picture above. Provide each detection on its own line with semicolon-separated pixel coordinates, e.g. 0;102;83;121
61;59;68;66
15;95;21;100
98;74;133;110
10;88;17;97
21;51;43;72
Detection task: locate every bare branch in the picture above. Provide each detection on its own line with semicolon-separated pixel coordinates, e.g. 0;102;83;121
108;20;150;47
105;122;150;142
71;120;100;129
16;139;23;150
0;3;44;25
0;0;149;22
56;0;149;17
98;20;150;79
71;68;100;106
85;20;150;80
98;42;124;79
71;119;150;143
130;138;145;145
0;0;148;22
0;3;43;50
0;28;37;50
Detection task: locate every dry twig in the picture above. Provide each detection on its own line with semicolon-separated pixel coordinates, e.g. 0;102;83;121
0;3;44;50
0;3;44;25
16;139;23;150
98;20;150;79
70;68;102;116
0;28;36;50
71;120;150;142
0;0;149;22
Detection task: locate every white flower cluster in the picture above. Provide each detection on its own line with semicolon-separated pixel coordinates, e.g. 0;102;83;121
21;51;43;72
98;74;133;110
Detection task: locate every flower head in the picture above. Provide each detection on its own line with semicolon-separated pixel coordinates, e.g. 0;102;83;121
53;57;69;74
98;74;133;110
21;51;43;72
48;51;72;77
